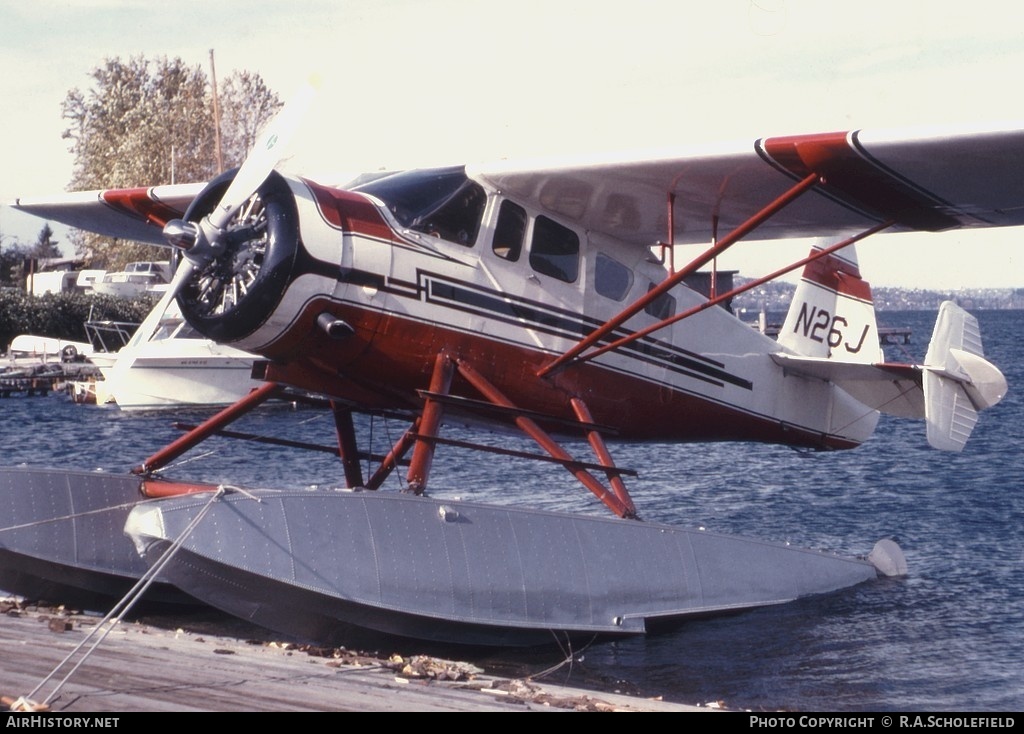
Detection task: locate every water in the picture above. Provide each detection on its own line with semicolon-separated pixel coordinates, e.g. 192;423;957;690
2;310;1022;711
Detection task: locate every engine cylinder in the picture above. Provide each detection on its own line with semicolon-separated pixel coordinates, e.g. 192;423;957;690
176;169;302;344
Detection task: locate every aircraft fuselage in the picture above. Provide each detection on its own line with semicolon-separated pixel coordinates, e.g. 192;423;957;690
177;167;878;449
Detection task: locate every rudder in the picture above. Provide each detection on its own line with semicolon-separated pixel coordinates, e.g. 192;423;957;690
778;242;882;364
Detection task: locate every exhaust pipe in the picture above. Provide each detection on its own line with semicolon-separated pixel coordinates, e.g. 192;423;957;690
317;312;354;340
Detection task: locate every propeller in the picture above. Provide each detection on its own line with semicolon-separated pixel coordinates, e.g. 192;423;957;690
160;75;319;293
121;260;197;350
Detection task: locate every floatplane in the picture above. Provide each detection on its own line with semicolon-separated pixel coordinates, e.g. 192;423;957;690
3;80;1017;646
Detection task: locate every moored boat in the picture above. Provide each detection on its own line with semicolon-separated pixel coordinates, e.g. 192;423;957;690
84;301;261;409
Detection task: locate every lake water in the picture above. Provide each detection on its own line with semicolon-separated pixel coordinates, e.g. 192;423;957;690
1;310;1021;711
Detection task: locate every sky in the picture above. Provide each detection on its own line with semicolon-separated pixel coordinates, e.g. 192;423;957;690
1;0;1023;289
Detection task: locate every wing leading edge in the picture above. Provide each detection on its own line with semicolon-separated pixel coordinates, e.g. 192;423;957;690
470;123;1024;248
11;183;205;246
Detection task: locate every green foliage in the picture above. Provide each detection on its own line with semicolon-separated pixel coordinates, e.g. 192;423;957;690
61;55;282;270
0;290;155;353
219;71;283;170
0;241;30;286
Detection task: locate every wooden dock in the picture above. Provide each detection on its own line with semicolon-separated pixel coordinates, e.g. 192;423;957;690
0;602;708;713
0;377;54;398
0;360;100;398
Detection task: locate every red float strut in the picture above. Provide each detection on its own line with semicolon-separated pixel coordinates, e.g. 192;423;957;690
133;381;285;475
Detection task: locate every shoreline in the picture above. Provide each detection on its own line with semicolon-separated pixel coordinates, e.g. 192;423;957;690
1;599;714;712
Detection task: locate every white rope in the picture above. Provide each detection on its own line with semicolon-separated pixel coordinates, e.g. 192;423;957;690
17;486;228;709
160;449;218;470
0;500;143;534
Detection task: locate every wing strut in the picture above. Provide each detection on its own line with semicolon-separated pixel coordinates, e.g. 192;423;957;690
455;359;637;518
573;220;894;367
537;172;821;378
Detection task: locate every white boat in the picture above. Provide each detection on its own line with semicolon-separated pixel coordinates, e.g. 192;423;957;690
6;334;93;362
89;300;262;409
90;261;171;298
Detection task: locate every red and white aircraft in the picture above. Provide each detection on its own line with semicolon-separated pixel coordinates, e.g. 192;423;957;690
7;85;1022;646
14;114;1017;513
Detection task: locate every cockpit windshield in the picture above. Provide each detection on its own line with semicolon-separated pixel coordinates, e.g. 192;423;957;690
353;166;486;246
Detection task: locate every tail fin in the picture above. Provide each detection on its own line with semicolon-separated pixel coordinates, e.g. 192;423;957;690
775;245;1006;451
923;302;1007;451
778;241;882;364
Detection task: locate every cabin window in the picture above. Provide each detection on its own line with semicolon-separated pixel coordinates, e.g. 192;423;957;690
492;200;526;261
353;166;486;246
644;283;676;320
594;253;633;301
529;216;579;283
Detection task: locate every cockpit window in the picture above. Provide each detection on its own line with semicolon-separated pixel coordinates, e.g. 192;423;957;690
353;166;486;246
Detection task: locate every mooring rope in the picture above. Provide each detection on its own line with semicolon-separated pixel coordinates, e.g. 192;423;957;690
14;486;229;710
0;500;146;534
159;449;218;469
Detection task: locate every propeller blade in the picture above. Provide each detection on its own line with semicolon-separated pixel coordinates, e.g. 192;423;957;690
124;259;195;349
162;74;319;266
207;75;319;231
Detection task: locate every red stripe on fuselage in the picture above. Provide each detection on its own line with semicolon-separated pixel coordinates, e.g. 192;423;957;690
761;132;960;231
257;295;859;451
304;180;395;239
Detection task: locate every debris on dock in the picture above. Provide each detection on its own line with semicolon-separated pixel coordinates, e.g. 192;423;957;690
0;599;709;712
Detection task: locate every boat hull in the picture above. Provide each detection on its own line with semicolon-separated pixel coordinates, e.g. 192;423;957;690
0;467;198;610
126;489;882;648
99;341;260;409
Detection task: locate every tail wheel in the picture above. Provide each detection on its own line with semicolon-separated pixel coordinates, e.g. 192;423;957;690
176;169;301;344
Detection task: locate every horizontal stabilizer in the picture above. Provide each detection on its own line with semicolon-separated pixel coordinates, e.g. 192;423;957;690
772;302;1006;451
770;353;925;418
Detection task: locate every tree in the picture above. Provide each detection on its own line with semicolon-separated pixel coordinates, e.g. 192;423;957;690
219;71;283;170
61;56;281;269
0;237;29;287
30;223;61;260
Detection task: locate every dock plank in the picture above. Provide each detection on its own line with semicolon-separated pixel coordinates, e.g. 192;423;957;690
0;605;704;712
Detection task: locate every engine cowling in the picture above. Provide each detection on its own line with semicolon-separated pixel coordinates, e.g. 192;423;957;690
175;169;302;344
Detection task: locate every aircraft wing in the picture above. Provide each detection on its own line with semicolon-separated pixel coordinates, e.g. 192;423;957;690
10;183;205;245
470;123;1024;247
12;124;1024;249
